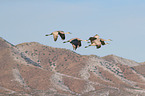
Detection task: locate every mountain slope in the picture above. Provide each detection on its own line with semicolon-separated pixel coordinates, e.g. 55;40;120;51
0;37;145;96
102;54;140;67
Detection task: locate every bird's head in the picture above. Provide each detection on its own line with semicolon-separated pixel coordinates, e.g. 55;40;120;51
95;34;99;36
108;39;112;41
66;32;72;34
94;34;100;38
105;43;109;45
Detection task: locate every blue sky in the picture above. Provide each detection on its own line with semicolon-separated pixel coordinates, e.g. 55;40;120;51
0;0;145;62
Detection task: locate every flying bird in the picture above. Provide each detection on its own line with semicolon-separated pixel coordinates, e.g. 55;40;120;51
63;38;88;50
85;34;112;49
45;31;71;41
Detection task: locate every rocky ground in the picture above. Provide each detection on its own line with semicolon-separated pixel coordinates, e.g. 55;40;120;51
0;37;145;96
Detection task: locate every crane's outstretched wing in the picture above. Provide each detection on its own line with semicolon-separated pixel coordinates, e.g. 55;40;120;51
89;37;97;44
58;31;65;40
70;39;81;50
100;38;105;45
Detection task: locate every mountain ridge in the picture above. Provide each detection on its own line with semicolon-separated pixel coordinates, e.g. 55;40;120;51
0;37;145;96
102;54;140;67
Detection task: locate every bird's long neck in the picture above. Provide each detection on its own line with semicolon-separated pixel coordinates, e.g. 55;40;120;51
105;39;112;41
81;40;88;41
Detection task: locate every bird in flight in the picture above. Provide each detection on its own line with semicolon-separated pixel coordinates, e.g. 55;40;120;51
85;34;112;49
63;38;88;50
45;31;72;41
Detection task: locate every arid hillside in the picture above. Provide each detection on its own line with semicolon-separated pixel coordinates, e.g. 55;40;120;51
0;37;145;96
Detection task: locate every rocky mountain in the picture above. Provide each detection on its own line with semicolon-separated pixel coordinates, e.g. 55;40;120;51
0;37;145;96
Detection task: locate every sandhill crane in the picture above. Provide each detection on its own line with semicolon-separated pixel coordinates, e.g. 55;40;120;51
63;38;88;50
45;31;71;41
85;34;112;49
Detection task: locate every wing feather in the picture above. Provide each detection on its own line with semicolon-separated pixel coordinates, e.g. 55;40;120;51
70;39;80;50
89;37;97;44
58;31;65;40
100;38;105;45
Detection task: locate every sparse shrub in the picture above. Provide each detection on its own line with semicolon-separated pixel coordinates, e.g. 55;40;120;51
52;56;57;62
53;63;56;66
58;80;61;83
95;66;97;70
31;53;33;56
49;61;52;64
25;51;28;53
